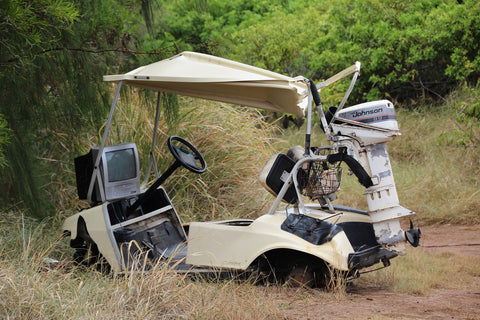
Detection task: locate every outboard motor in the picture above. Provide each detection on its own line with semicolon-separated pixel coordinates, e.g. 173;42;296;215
329;100;420;254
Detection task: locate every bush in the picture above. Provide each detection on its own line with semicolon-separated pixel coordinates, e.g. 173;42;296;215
230;0;479;102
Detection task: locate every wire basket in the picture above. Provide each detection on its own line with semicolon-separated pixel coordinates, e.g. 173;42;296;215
301;161;342;200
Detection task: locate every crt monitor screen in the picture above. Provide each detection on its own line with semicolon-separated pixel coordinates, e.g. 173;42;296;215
105;148;137;182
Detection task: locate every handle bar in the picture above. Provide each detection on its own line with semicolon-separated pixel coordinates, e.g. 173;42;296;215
316;62;361;90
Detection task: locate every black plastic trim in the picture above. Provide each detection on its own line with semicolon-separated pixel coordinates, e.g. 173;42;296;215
281;214;342;245
348;246;398;270
339;222;378;251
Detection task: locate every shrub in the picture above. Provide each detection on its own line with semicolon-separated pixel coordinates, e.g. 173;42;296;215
224;0;480;102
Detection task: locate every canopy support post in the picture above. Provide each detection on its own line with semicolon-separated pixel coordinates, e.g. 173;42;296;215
142;91;162;188
87;80;123;203
304;85;313;156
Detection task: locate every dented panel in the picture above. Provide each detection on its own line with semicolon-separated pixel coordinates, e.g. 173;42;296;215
186;213;354;271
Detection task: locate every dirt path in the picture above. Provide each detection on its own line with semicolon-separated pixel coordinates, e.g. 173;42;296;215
279;225;480;320
420;224;480;257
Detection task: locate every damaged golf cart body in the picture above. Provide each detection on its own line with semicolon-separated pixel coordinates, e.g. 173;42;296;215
63;52;420;285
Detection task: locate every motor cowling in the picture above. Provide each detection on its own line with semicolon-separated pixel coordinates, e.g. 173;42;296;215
336;100;398;131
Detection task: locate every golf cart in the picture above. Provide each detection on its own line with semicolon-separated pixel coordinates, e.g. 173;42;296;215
63;52;420;286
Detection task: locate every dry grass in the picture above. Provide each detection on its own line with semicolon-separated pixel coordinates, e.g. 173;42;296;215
0;93;289;319
390;105;479;225
2;87;479;318
0;211;287;320
357;248;480;295
0;261;285;319
101;92;280;222
4;230;476;319
163;100;279;221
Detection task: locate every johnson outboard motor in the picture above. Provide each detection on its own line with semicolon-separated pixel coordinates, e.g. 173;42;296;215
305;62;420;253
327;100;420;253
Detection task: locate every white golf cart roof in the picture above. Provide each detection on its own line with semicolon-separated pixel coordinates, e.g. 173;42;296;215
104;51;309;117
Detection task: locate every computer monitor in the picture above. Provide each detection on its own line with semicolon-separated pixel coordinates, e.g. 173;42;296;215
75;143;141;203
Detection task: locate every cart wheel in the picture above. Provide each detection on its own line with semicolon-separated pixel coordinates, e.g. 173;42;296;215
285;263;316;287
73;245;88;265
73;240;110;274
73;240;95;266
285;261;332;288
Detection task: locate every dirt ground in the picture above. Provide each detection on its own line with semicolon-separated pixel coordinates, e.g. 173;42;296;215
279;225;480;320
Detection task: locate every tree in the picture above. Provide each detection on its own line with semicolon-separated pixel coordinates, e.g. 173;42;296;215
0;0;157;216
0;114;11;168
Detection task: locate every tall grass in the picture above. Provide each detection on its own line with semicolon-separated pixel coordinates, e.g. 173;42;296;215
1;87;479;318
42;87;279;223
0;209;287;319
390;103;479;225
160;100;280;221
45;85;479;225
102;91;279;222
2;210;478;319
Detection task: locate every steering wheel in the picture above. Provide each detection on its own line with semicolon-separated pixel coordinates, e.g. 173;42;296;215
128;136;206;215
167;136;206;174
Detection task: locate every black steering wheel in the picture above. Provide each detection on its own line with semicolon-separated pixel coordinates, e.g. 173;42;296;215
167;136;206;174
128;136;206;215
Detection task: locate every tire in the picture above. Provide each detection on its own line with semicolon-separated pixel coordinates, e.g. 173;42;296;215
285;263;316;287
285;260;331;288
72;239;110;274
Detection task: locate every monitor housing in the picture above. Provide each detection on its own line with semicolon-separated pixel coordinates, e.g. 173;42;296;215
75;143;141;203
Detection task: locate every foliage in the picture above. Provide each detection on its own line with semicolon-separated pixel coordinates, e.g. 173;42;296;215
0;114;11;168
147;0;480;108
0;0;79;74
226;0;480;103
0;0;157;216
447;84;480;121
0;0;80;214
229;9;313;76
152;0;309;55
